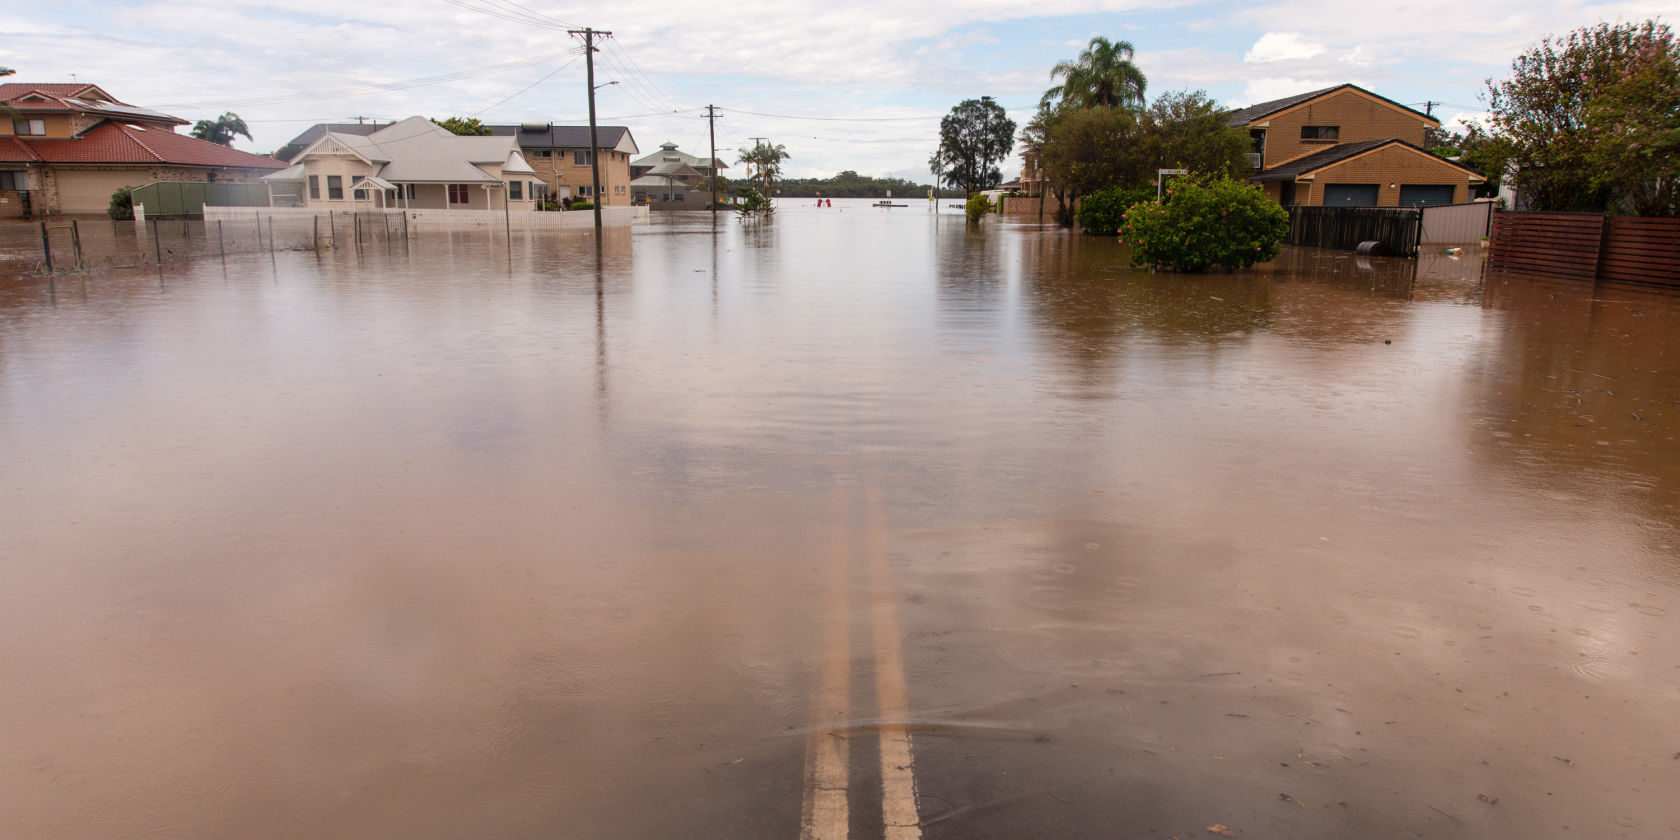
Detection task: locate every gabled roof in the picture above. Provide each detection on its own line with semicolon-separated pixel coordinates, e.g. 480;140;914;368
274;123;384;163
0;83;117;102
1227;83;1438;127
287;116;532;183
0;121;287;169
0;84;184;126
1251;138;1484;180
630;141;725;171
484;124;639;156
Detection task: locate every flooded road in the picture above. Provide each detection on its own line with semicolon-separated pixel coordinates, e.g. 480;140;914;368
2;203;1678;838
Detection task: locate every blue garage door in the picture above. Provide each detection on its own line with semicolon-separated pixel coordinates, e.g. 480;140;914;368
1323;184;1379;207
1398;184;1456;207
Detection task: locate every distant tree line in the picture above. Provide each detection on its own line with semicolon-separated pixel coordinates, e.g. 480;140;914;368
776;171;960;198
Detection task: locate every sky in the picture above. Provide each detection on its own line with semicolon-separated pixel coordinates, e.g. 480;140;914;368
4;0;1670;182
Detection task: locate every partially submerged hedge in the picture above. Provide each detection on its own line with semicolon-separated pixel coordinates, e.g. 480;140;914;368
1121;177;1288;272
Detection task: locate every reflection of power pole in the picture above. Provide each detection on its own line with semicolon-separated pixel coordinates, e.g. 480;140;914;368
570;26;613;230
707;105;720;215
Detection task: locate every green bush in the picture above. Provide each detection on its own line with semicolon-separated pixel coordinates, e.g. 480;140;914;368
1076;185;1156;235
568;200;594;211
1120;176;1288;272
733;186;772;218
108;185;135;221
965;193;994;224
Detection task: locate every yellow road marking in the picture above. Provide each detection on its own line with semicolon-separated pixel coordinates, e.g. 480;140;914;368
865;484;922;840
800;490;853;840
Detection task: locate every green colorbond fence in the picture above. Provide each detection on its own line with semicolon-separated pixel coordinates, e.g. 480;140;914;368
131;182;272;217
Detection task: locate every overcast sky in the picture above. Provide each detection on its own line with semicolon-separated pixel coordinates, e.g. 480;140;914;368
5;0;1669;181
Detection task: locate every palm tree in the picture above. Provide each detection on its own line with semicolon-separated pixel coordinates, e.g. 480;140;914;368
189;112;252;146
0;67;14;77
1043;36;1147;110
737;141;790;195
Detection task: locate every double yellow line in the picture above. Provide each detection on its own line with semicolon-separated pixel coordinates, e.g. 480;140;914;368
799;482;922;840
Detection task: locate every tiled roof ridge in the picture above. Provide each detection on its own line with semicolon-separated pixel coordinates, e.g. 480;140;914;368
114;123;168;163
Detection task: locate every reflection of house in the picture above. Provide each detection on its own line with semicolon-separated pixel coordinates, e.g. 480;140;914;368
484;123;638;205
629;142;725;209
1229;84;1483;207
0;82;286;217
260;117;538;211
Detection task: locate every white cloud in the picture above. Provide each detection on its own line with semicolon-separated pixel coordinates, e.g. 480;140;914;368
1244;32;1326;63
1241;77;1355;105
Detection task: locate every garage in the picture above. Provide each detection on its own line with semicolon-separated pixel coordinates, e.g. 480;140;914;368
1323;184;1380;207
54;168;152;214
1398;184;1456;207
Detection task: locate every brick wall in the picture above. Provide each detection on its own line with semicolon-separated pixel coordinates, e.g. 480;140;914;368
1257;89;1432;169
1294;145;1472;207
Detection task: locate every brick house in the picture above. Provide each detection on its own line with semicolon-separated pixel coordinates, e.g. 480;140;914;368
484;123;638;205
0;83;286;217
1230;84;1483;207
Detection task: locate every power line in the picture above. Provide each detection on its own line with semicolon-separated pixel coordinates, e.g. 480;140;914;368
720;105;1036;123
440;0;569;29
471;54;584;117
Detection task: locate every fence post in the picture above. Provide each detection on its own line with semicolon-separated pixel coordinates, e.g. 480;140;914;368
328;212;335;247
39;221;53;273
218;220;225;260
255;213;262;252
70;220;83;270
268;217;275;254
313;215;319;250
402;210;409;240
152;218;162;265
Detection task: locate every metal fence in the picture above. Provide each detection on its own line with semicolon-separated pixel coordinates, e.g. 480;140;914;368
132;182;272;218
1419;202;1493;244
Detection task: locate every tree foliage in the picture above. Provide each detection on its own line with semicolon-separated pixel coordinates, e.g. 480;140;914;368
0;67;13;77
1031;89;1254;228
1487;20;1680;215
734;185;773;219
189;112;251;146
738;141;790;195
965;193;994;224
431;116;492;136
1121;177;1288;273
777;170;953;198
1043;36;1147;110
1076;185;1156;236
931;96;1017;195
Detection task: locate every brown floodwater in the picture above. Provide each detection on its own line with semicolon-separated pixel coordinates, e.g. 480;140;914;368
1;203;1678;839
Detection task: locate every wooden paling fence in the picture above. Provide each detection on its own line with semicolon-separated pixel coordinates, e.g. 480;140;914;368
1489;212;1680;288
1285;206;1422;257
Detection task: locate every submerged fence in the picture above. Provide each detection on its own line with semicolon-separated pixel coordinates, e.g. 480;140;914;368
1489;212;1680;288
1284;206;1423;256
1;206;650;276
132;182;272;218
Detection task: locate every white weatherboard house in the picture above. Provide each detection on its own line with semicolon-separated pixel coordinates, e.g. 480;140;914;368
262;117;540;211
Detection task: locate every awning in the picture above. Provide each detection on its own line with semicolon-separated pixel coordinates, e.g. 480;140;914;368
349;175;397;191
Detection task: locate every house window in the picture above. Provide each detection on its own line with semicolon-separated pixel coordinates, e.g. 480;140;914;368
327;175;343;200
308;176;320;199
1301;125;1339;140
0;171;23;190
533;149;550;157
673;192;684;202
573;150;593;166
353;188;367;200
12;119;45;136
579;185;593;197
508;181;523;200
406;184;417;200
448;184;470;204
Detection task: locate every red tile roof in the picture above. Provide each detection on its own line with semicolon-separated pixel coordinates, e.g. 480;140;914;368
0;83;111;100
0;122;285;170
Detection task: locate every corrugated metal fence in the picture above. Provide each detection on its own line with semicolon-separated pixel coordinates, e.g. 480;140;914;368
1489;212;1680;288
1419;202;1492;244
132;182;271;218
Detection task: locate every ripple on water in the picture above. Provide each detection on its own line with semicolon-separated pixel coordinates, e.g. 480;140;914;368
1253;694;1311;717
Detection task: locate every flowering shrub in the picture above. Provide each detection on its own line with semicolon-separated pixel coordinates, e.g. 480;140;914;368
1120;176;1288;272
1076;185;1156;235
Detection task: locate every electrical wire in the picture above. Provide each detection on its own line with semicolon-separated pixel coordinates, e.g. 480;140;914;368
471;54;584;117
720;105;1036;123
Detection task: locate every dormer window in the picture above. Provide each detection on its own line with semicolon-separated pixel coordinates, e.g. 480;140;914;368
1301;125;1339;141
12;119;46;136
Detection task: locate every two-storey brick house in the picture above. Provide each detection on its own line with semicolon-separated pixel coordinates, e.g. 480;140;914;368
1230;84;1484;207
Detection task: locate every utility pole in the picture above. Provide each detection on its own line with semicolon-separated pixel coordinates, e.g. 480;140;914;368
570;26;613;230
706;104;719;216
1423;101;1440;118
